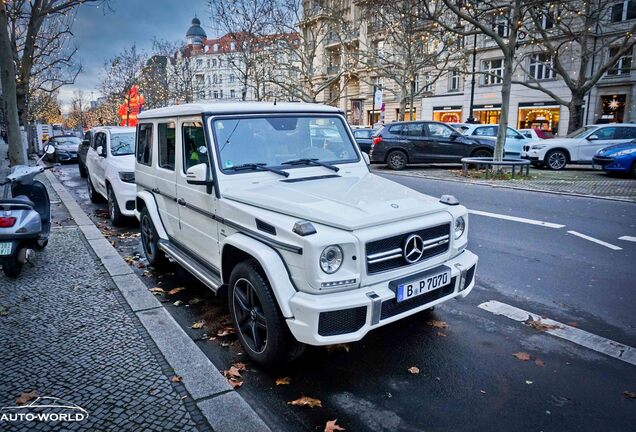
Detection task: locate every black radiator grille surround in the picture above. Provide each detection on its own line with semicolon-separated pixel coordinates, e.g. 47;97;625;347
318;306;367;336
366;224;451;274
380;277;457;320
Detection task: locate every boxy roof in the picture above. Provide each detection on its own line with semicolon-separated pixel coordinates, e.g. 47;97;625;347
137;102;342;119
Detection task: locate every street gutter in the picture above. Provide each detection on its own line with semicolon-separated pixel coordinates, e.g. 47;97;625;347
43;169;271;432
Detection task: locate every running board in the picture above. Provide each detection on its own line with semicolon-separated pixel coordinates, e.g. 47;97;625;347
158;240;222;292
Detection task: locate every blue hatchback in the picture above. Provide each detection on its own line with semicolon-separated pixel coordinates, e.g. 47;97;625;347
593;140;636;177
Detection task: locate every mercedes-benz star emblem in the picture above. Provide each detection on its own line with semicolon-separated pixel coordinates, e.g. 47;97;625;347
403;234;425;264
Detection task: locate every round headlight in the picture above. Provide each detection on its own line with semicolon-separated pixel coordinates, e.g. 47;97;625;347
454;216;466;239
320;245;343;274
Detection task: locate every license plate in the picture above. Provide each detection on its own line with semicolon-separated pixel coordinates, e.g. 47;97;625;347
396;270;451;303
0;242;13;256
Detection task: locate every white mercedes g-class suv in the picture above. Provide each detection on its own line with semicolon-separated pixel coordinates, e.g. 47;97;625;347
134;103;478;367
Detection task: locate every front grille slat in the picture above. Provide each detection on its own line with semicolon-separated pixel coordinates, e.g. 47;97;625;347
366;224;451;274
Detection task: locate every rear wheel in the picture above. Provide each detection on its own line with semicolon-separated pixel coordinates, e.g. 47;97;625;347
140;208;167;267
471;148;493;158
545;149;568;170
229;260;304;368
86;172;103;203
108;186;125;226
2;254;22;278
386;150;408;170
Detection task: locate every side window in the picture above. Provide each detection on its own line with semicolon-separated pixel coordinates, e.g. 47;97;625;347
615;127;636;139
182;122;208;172
388;124;404;135
595;127;616;140
137;123;153;166
474;126;497;137
427;123;454;138
91;133;100;150
83;131;91;143
506;127;523;138
403;123;425;137
94;132;106;151
158;122;176;170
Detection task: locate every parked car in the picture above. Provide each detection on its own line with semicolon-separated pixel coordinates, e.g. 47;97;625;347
519;128;554;140
134;103;478;367
85;126;136;225
352;128;374;153
45;135;81;162
521;124;636;170
459;124;529;156
593;140;636;177
78;129;93;178
369;121;494;170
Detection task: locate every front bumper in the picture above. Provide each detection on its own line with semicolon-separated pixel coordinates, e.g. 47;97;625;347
593;155;632;172
113;179;137;217
286;249;478;345
56;150;79;161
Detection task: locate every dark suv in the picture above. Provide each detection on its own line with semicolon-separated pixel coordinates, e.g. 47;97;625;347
369;121;494;170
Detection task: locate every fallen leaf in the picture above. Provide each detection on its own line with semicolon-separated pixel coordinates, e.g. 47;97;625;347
276;377;291;385
224;366;242;379
324;419;345;432
288;396;322;408
123;256;135;265
168;287;185;295
135;262;146;268
191;321;205;329
227;379;243;389
16;390;38;405
217;326;236;337
170;375;182;383
535;359;545;367
326;344;350;353
624;391;636;399
437;332;447;337
408;366;420;374
426;320;448;329
512;352;531;361
149;287;165;294
189;298;202;305
526;318;560;332
232;362;247;371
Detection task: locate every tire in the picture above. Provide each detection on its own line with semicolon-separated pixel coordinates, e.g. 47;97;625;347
86;172;103;203
2;255;22;278
545;149;568;170
228;260;305;368
471;148;493;158
140;207;167;267
386;150;408;170
78;161;87;178
108;186;125;226
34;239;48;251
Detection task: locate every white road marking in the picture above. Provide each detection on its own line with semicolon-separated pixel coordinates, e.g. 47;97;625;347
618;236;636;243
478;300;636;367
468;209;565;229
567;230;622;251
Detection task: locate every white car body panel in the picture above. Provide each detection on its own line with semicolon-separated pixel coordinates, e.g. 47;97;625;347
461;124;530;155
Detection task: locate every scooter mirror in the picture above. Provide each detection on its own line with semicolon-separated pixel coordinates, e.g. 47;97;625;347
44;144;56;155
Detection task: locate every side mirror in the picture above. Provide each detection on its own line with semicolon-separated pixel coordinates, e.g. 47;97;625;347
450;131;460;140
362;152;370;165
587;134;599;141
186;163;214;193
44;144;56;155
96;145;105;156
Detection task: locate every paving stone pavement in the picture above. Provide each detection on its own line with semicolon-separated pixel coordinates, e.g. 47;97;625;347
371;165;636;201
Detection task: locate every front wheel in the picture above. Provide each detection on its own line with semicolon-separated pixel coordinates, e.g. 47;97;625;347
386;150;408;170
108;187;125;226
2;255;22;278
140;208;167;267
545;150;568;170
229;260;304;368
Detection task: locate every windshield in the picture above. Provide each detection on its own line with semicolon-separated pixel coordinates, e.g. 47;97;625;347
110;133;135;156
212;115;359;172
567;126;597;139
52;137;80;146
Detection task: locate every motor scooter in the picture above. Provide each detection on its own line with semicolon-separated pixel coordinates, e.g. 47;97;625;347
0;145;56;277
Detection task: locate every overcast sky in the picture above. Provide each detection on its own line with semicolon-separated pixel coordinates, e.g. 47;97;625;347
59;0;213;111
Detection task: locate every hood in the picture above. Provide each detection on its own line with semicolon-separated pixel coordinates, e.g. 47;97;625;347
596;141;636;155
223;172;449;231
110;154;135;171
56;143;80;151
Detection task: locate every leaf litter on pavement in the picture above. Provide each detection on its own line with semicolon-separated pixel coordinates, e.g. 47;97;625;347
288;396;322;408
276;377;291;385
324;419;345;431
426;320;448;329
16;390;39;405
512;351;546;367
223;362;247;389
525;317;561;332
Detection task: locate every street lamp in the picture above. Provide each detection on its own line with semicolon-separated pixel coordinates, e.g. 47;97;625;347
466;32;478;124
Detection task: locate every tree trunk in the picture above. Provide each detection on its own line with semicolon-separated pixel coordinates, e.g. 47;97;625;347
0;4;27;165
495;53;514;162
567;96;585;134
398;87;407;121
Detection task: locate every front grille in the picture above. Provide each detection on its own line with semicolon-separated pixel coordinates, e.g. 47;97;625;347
318;306;367;336
523;145;530;152
381;277;456;320
366;224;450;274
593;156;613;162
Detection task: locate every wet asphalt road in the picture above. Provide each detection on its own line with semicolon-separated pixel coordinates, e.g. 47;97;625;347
51;163;636;432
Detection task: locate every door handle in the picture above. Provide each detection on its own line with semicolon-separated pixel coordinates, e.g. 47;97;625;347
177;198;186;206
151;187;160;194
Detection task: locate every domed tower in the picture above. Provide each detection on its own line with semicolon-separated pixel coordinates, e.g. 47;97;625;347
186;16;207;46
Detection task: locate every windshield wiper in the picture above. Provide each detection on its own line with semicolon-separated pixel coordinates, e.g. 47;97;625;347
281;158;339;172
228;163;289;177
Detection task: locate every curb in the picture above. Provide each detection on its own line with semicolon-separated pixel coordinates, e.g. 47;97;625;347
44;170;271;432
374;168;636;203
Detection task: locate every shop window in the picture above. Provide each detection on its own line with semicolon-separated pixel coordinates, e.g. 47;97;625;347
481;59;503;85
529;54;555;80
433;110;462;123
607;47;633;76
475;109;501;124
600;95;626;122
611;1;636;22
518;106;560;133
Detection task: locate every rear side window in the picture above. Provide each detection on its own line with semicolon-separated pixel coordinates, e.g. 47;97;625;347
402;123;425;137
158;122;176;170
354;130;372;139
595;127;616;140
388;124;404;134
615;127;636;139
137;123;153;166
182;122;208;172
474;126;498;137
427;123;454;138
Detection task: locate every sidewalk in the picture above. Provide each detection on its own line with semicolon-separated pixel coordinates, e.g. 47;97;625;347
0;140;269;431
371;164;636;202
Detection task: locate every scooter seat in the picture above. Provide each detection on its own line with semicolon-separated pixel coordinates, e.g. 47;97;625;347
1;195;34;207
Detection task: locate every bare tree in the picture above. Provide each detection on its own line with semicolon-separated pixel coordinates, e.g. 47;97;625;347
64;90;90;130
515;1;636;133
150;39;197;105
0;0;104;164
28;90;64;125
